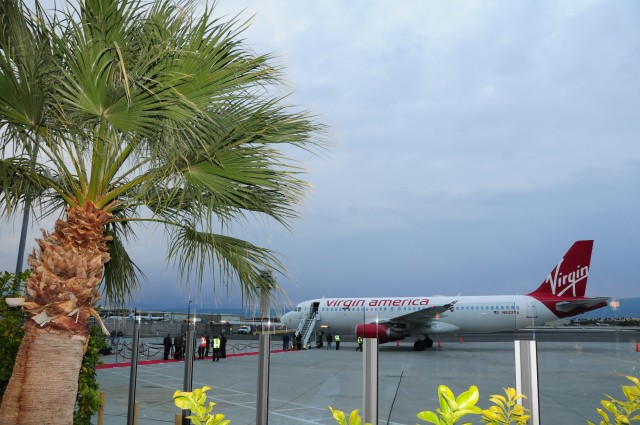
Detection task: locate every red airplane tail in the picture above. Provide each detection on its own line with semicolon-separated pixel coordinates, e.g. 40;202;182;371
527;240;593;299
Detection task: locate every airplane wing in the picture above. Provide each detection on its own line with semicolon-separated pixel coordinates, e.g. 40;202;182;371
555;297;609;313
377;301;457;326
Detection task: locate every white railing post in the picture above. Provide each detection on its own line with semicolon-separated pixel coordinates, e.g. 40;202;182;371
515;340;540;425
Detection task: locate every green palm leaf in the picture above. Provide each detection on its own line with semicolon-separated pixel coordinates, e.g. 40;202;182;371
0;0;325;307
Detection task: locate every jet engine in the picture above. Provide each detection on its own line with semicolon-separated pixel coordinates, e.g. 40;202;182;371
355;324;406;344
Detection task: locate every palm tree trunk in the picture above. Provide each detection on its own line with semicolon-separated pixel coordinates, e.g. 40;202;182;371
0;203;111;424
0;322;85;424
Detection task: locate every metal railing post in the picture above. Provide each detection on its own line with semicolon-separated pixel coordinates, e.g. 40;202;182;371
256;281;272;425
127;315;141;425
363;338;378;425
515;340;540;425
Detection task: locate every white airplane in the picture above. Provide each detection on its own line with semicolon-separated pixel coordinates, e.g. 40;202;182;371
141;313;170;322
281;240;609;351
103;313;134;321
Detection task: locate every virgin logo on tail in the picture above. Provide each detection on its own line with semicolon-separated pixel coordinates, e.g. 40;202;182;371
545;259;589;297
528;240;593;299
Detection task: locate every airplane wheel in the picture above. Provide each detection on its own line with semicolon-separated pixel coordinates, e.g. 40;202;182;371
425;337;434;348
414;340;426;351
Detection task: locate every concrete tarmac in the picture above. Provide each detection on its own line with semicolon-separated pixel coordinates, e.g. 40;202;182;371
95;329;640;424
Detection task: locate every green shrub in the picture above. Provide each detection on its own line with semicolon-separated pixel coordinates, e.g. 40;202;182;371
0;270;28;396
328;406;373;425
174;386;230;425
587;375;640;424
481;388;530;425
417;385;483;425
74;325;107;424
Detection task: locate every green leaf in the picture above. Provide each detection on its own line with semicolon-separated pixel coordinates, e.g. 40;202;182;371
625;375;640;388
601;400;618;414
438;385;457;413
348;409;362;425
174;392;195;410
456;386;480;410
329;406;347;425
417;410;441;424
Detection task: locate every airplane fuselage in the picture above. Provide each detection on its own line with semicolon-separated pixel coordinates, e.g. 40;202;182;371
280;241;608;350
283;295;559;338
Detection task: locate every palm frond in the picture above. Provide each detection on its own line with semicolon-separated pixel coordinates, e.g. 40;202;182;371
167;226;286;303
102;219;145;307
0;156;52;218
0;0;327;308
0;0;48;129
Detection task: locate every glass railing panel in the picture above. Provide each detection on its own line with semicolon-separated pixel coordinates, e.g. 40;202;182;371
536;298;640;424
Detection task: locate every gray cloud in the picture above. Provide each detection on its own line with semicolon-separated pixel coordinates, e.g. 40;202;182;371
4;0;640;309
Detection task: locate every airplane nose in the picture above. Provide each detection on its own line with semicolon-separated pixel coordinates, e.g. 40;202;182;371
281;311;295;328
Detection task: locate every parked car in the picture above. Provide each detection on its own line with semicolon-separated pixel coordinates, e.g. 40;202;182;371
237;326;252;335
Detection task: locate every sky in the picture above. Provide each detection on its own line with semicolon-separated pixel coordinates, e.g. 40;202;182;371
1;0;640;312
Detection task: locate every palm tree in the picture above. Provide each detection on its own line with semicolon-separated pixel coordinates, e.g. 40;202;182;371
0;0;325;422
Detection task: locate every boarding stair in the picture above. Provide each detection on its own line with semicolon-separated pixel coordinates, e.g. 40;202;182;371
296;311;318;348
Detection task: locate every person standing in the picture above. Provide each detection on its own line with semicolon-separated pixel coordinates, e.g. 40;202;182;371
205;335;211;358
282;333;291;350
334;334;341;350
326;333;333;350
174;334;184;360
220;333;227;358
212;335;221;362
163;333;173;360
356;336;363;352
198;334;207;360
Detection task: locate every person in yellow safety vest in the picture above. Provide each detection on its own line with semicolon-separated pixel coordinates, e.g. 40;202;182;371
212;335;221;362
356;336;363;352
334;334;341;350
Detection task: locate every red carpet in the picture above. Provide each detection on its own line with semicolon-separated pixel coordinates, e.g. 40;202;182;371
97;349;290;369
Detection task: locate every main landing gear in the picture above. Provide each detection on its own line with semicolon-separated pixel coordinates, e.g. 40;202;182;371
413;337;434;351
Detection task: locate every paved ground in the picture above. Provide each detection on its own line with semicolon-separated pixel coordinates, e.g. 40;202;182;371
95;328;640;424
